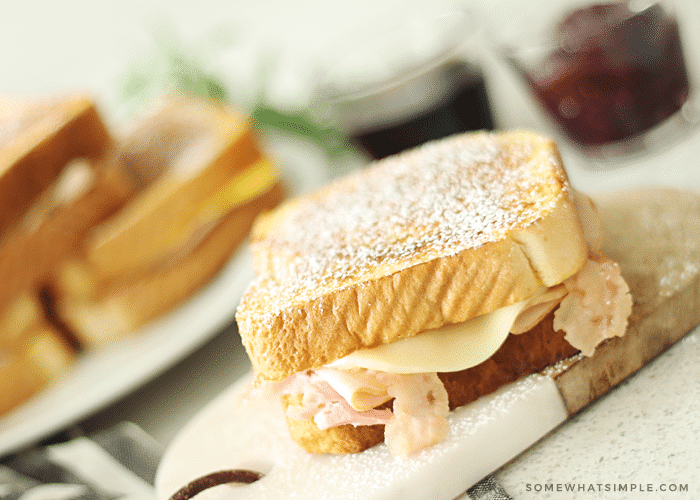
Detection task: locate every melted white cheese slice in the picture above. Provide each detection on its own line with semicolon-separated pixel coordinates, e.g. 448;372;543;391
330;300;528;374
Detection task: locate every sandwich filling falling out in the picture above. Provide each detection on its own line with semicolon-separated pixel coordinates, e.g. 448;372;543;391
281;192;632;457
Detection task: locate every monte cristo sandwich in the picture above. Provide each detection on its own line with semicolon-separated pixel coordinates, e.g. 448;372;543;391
235;130;632;457
0;93;284;417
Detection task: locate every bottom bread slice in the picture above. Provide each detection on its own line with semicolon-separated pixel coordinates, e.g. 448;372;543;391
0;324;76;416
283;393;386;454
283;311;577;454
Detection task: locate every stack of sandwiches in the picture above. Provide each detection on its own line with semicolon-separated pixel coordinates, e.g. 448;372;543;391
0;93;284;416
235;130;632;457
0;95;133;415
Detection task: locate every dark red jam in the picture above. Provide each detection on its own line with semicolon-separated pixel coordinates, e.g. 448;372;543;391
524;2;689;147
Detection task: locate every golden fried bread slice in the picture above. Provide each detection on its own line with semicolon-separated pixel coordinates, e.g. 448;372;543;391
54;155;280;301
283;392;386;454
56;182;285;347
0;293;75;416
0;293;43;350
0;324;76;416
0;158;134;321
236;131;588;382
0;94;110;237
83;96;264;282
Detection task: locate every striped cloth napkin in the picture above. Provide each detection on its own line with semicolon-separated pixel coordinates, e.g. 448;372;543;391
0;422;161;500
464;474;514;500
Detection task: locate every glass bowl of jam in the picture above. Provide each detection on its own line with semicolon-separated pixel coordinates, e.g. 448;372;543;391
314;7;493;161
502;1;696;157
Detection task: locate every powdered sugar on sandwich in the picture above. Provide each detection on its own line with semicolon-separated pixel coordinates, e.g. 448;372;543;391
279;192;631;457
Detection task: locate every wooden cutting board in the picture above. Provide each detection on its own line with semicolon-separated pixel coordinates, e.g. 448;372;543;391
155;187;700;500
554;188;700;414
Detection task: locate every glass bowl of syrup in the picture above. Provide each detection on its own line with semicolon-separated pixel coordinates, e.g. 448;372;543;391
315;7;493;161
502;1;697;158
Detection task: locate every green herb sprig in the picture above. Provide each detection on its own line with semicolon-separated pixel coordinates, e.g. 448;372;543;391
119;31;352;159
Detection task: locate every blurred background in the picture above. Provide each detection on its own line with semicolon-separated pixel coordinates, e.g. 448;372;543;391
3;0;699;178
2;0;700;497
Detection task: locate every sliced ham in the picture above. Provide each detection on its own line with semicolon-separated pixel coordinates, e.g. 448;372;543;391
379;372;449;457
554;256;632;356
510;284;568;334
284;369;449;456
284;371;392;428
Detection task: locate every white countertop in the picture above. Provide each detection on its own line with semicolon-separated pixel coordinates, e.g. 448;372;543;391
3;1;700;497
497;328;700;499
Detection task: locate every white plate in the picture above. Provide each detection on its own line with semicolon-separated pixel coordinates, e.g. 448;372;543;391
0;133;332;458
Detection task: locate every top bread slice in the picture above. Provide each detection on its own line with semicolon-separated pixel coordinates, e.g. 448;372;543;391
0;94;110;238
81;96;263;282
236;131;589;382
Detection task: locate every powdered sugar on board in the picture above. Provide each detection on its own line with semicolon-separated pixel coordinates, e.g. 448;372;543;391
155;372;568;500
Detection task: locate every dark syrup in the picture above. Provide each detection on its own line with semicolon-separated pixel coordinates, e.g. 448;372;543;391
351;63;493;159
